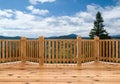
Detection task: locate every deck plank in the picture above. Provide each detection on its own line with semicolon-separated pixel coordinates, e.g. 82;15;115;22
0;62;120;84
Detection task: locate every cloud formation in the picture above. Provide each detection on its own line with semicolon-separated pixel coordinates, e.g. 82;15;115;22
0;3;120;37
29;0;56;4
27;5;49;15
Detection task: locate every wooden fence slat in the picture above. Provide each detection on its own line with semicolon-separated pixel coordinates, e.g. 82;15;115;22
112;40;114;62
18;41;21;61
11;41;13;61
87;41;89;61
33;41;35;62
83;41;85;62
60;40;62;63
9;41;12;62
48;41;51;63
89;41;91;60
81;41;83;62
99;41;101;60
37;41;39;62
92;41;94;60
30;41;32;62
74;40;77;63
31;41;33;62
89;41;92;61
116;40;118;62
34;41;36;62
31;41;34;62
30;41;32;61
109;41;112;62
0;41;1;62
45;41;48;63
90;41;92;60
65;40;69;63
2;40;5;62
6;41;8;62
52;41;54;63
70;40;73;63
106;41;108;62
63;41;66;63
15;41;18;61
103;41;105;61
27;41;29;61
13;41;15;61
13;42;15;61
86;41;88;61
56;40;58;63
26;41;28;61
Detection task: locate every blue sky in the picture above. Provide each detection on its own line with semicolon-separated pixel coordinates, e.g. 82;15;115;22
0;0;120;37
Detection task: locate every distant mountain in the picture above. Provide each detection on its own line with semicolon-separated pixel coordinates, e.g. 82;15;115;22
45;34;91;39
45;34;78;39
111;35;120;39
0;36;21;39
0;34;79;39
0;34;90;39
2;34;120;39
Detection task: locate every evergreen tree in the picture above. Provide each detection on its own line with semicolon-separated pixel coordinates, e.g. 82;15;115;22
89;11;111;39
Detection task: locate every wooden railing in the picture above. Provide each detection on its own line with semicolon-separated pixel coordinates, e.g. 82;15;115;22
99;39;120;62
0;36;120;66
26;40;39;63
0;40;21;63
81;39;94;63
44;39;77;64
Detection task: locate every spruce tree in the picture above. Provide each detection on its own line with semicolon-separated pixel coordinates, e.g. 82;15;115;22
89;11;110;39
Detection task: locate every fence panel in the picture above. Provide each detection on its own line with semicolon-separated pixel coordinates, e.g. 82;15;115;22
44;39;77;64
81;40;94;63
26;40;39;63
1;37;120;65
99;40;120;63
0;40;21;63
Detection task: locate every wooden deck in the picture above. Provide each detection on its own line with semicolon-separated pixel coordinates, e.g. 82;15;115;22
0;62;120;84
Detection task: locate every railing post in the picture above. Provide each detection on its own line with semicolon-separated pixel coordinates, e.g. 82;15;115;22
39;36;44;66
21;36;26;64
94;36;99;62
77;36;82;66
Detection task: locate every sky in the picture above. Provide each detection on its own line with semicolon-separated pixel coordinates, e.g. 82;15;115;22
0;0;120;38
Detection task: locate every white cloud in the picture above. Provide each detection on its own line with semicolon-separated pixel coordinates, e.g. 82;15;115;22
27;5;34;10
0;9;14;18
29;0;56;4
103;6;120;20
27;5;49;15
0;4;120;37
